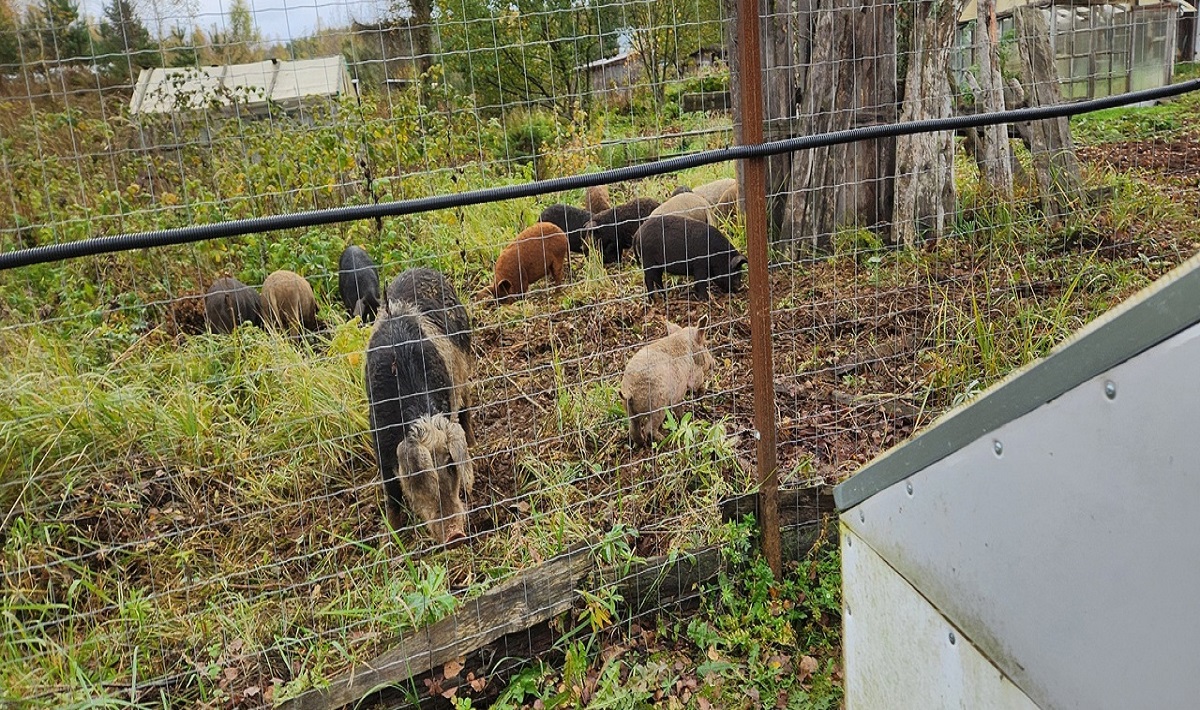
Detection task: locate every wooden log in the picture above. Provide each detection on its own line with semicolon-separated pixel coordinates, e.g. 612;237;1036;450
280;545;596;710
721;486;839;562
374;548;727;709
892;0;963;248
1012;5;1083;224
282;542;729;710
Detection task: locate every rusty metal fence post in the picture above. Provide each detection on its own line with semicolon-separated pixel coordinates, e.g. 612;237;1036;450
735;0;782;577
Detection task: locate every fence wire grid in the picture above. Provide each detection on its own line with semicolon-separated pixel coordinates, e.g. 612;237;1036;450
1;0;1199;705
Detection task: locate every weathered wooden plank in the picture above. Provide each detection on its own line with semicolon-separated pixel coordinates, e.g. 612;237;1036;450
721;486;839;561
280;546;595;710
370;547;728;709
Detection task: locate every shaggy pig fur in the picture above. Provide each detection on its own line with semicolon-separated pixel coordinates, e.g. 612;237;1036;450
338;245;381;322
584;184;611;214
538;204;593;254
204;276;261;333
261;270;318;333
635;215;747;300
476;222;569;302
585;198;661;264
385;268;474;374
649;191;712;224
620;317;716;447
368;268;475;543
693;178;738;220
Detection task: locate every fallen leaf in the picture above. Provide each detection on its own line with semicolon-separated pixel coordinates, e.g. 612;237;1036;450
243;686;260;698
443;657;464;679
441;685;458;700
798;655;819;682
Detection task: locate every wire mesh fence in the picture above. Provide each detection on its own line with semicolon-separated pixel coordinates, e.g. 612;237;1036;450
1;0;1199;704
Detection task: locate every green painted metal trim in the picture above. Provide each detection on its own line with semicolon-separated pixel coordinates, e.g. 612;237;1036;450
835;252;1200;511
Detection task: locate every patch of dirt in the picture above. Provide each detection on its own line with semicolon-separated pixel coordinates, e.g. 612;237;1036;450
1078;132;1200;180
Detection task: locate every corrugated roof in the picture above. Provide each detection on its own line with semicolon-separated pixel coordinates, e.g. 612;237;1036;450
130;56;351;115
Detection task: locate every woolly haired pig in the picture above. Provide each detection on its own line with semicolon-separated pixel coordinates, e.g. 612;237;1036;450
261;270;318;333
635;215;747;301
338;245;381;322
649;191;713;224
204;276;262;333
368;268;475;544
693;178;738;220
584;184;611;214
585;197;661;264
538;204;593;254
475;222;569;302
620;316;716;447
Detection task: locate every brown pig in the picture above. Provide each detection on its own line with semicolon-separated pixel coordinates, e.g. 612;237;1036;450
584;184;611;214
261;270;318;334
476;222;569;303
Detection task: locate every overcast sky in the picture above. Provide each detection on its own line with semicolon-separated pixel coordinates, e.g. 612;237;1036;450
80;0;385;43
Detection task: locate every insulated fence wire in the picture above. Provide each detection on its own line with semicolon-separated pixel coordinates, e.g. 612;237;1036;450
0;77;1196;271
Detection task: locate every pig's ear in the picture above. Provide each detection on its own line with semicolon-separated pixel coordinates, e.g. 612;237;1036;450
496;279;511;298
447;422;474;496
665;320;682;335
397;436;437;502
730;254;748;271
695;314;709;343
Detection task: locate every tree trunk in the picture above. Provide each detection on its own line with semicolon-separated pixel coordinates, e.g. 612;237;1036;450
413;0;432;74
780;0;897;255
892;0;961;248
1012;6;1082;223
972;0;1013;196
727;0;801;236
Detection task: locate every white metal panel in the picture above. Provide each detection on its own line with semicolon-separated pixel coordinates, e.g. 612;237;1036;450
133;66;225;113
274;57;346;102
847;322;1200;710
842;524;1040;710
222;59;277;103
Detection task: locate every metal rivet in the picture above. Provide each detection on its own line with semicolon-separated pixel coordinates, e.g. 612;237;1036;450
859;510;865;523
906;481;913;496
949;631;957;645
847;535;852;547
1104;381;1116;400
993;440;1003;457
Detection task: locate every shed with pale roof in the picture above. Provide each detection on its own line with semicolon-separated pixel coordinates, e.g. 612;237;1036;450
130;56;354;117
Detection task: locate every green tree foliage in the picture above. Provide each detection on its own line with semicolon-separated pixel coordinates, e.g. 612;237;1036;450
628;0;724;107
158;24;203;67
0;0;20;66
435;0;623;113
97;0;158;81
21;0;93;65
208;0;263;64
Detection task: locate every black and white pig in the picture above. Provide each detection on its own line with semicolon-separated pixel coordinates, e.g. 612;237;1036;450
367;268;475;544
